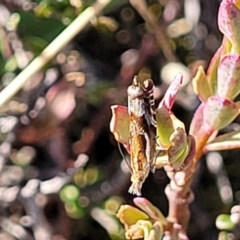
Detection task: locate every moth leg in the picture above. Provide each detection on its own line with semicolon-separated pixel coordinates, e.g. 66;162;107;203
139;132;153;176
151;160;156;173
144;132;151;164
151;150;161;173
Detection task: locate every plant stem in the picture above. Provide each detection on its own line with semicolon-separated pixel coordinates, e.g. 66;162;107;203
165;130;213;236
130;0;177;62
0;0;110;107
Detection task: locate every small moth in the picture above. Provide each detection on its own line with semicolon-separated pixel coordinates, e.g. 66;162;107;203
127;76;156;196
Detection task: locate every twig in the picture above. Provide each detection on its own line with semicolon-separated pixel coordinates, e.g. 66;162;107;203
0;0;110;107
130;0;178;62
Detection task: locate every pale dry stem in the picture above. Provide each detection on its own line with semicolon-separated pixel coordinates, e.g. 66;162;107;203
164;131;213;237
130;0;177;62
0;0;110;107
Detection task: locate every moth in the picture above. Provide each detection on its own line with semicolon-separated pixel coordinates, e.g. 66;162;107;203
127;76;156;196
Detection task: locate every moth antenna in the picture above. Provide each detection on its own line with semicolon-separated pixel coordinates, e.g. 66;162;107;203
117;142;132;174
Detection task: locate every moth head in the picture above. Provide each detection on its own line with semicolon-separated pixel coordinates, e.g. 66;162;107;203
127;76;144;99
142;79;154;92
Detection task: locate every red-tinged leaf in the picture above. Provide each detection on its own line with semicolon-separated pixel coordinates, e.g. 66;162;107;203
117;204;149;229
192;66;212;102
110;105;129;145
189;103;204;136
133;198;166;223
218;0;240;53
204;130;240;152
217;54;240;99
207;46;221;95
203;96;239;132
158;73;182;110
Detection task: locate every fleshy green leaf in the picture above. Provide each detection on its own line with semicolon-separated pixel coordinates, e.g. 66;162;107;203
117;205;149;229
217;54;240;99
156;107;174;148
171;112;186;131
133;198;166;223
192;66;212;102
156;106;185;148
155;134;193;171
203;96;239;132
168;128;190;169
156;108;189;169
207;46;221;95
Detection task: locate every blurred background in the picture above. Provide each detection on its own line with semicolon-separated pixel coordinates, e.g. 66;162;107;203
1;0;238;239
